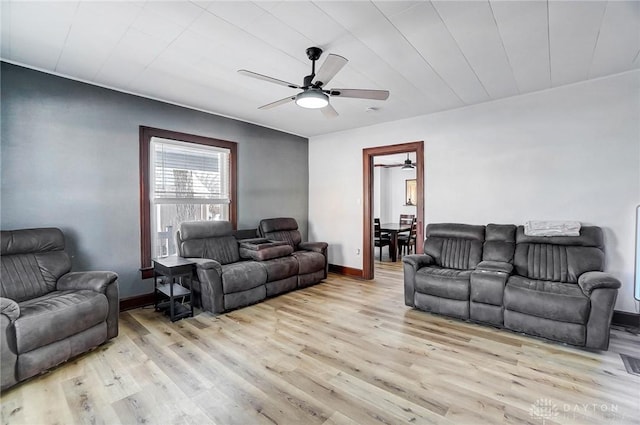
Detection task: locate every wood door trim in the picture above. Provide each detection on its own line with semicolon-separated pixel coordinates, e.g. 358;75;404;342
363;141;424;280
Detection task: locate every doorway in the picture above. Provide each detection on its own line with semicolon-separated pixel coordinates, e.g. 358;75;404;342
363;141;425;280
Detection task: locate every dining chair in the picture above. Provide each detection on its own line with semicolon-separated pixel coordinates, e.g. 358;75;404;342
374;218;390;238
398;217;418;256
399;214;415;238
399;214;415;226
374;218;391;261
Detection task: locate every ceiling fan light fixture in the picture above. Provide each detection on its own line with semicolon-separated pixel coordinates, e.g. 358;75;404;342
402;154;414;170
295;89;329;109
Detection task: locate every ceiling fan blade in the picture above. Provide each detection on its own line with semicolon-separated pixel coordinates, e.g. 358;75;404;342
314;54;348;88
329;89;390;100
321;103;339;118
258;96;296;110
238;70;301;89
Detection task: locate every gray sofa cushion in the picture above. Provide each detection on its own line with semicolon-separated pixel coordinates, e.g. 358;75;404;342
261;256;299;282
181;236;240;265
504;276;590;324
513;226;604;283
178;221;241;265
180;220;232;240
15;290;108;353
483;224;516;263
292;251;325;275
1;228;72;302
221;262;267;293
423;223;484;270
258;218;303;249
415;267;472;301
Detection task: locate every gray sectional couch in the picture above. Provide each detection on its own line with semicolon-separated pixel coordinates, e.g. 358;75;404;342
176;219;327;314
403;223;621;350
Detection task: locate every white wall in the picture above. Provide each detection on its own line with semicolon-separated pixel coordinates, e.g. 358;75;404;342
309;71;640;313
374;167;418;223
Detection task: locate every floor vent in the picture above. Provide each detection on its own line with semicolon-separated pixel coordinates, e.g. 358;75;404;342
620;353;640;376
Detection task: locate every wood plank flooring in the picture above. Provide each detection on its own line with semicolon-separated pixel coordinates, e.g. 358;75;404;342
2;261;639;425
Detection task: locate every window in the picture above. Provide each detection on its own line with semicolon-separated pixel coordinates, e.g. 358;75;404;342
140;127;237;278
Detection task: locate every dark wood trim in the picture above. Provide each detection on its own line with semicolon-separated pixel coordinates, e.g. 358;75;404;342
139;127;151;278
120;293;155;311
139;126;238;278
140;267;154;280
612;310;640;329
363;141;425;280
328;264;364;278
363;150;373;280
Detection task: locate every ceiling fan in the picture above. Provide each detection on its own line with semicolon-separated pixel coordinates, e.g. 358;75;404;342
238;47;390;118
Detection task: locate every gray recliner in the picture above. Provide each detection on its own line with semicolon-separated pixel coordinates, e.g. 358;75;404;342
258;217;328;288
1;228;119;390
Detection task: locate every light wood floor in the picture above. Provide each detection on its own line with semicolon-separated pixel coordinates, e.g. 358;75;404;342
2;261;639;425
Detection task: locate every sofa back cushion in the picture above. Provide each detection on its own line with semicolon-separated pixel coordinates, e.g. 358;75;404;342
1;228;71;302
177;221;240;265
513;226;604;283
483;224;516;263
258;217;302;249
424;223;485;270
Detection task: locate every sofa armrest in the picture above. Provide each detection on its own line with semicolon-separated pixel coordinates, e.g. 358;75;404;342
1;301;18;390
56;271;119;339
402;254;434;269
187;258;223;275
476;261;513;274
578;271;621;296
402;255;434;307
298;241;328;254
0;297;19;323
187;258;225;314
57;271;118;293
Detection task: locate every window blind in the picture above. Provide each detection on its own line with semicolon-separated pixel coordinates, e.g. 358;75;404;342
150;137;230;204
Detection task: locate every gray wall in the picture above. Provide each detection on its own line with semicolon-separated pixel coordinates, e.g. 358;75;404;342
1;62;309;298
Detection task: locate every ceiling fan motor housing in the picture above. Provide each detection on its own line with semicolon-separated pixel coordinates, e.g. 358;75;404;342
306;47;323;61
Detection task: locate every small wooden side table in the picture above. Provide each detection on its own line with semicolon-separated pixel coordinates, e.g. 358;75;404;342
152;256;195;322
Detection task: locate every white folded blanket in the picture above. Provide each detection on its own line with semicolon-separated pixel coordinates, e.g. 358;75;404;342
524;221;581;237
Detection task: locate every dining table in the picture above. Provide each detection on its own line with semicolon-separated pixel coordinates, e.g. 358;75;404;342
379;222;412;262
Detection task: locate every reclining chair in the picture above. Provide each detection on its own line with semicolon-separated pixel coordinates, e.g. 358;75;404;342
1;228;119;390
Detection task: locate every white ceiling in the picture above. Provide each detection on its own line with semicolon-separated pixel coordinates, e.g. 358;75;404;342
2;1;639;138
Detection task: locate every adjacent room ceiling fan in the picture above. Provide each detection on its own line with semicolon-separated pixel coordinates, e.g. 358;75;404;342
238;47;390;118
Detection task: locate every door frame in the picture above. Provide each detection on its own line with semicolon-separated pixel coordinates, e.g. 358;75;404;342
363;141;425;280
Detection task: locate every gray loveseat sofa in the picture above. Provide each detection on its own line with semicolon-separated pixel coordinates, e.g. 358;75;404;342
403;223;621;350
1;228;119;390
176;219;327;314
